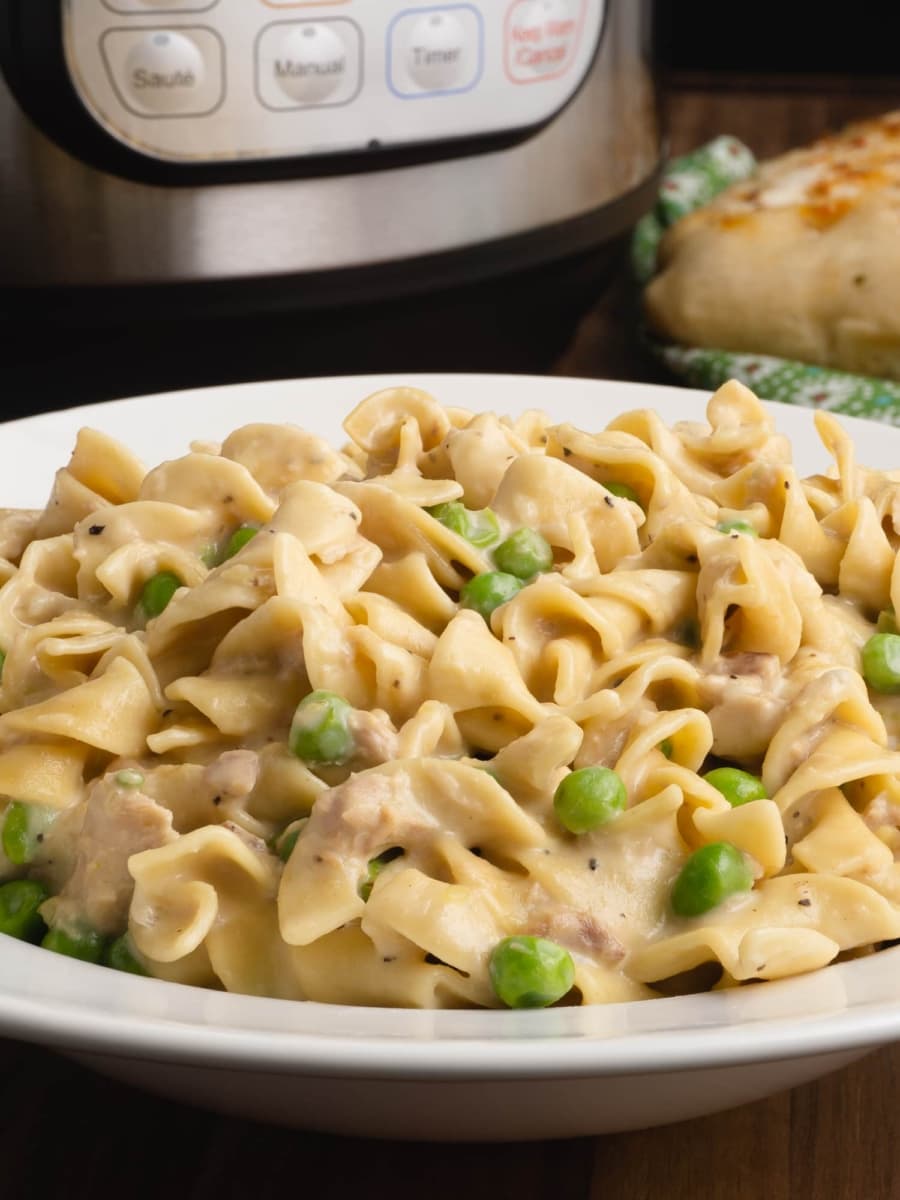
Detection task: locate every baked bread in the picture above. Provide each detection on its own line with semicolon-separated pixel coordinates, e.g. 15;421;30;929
645;111;900;379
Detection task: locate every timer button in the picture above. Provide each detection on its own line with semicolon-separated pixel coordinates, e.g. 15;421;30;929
388;6;483;97
406;11;466;90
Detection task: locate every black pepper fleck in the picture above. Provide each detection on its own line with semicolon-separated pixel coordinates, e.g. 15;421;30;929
604;495;615;508
36;833;44;844
314;854;324;863
212;795;221;806
383;956;395;963
588;857;598;871
492;712;503;721
784;480;791;490
162;709;173;718
563;447;572;457
88;524;105;536
223;494;234;503
798;898;811;907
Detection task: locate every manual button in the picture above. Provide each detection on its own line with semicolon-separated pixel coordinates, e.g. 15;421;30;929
256;20;362;109
273;24;347;103
101;27;224;117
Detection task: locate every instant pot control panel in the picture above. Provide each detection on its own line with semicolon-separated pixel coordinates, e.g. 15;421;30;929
58;0;606;165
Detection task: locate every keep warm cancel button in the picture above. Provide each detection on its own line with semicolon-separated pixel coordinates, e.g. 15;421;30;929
505;0;583;82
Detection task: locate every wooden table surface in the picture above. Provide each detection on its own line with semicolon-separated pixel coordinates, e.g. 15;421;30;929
5;73;900;1200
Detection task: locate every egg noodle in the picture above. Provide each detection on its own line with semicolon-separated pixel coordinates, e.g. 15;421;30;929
1;380;900;1007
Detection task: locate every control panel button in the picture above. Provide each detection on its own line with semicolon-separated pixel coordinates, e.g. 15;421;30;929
505;0;583;82
388;6;482;98
100;28;224;117
406;12;466;90
256;20;362;110
102;0;218;13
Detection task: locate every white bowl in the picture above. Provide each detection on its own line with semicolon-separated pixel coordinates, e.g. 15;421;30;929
3;374;900;1142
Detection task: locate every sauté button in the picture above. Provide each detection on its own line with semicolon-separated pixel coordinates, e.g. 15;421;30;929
273;23;348;103
123;31;206;112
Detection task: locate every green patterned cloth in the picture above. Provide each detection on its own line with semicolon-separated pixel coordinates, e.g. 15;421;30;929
637;139;900;424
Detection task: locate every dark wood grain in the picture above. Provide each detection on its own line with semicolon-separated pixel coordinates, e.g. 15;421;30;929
8;74;900;1200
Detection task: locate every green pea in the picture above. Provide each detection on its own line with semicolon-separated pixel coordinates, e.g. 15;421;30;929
459;571;523;620
716;519;758;537
358;847;404;901
674;618;700;649
553;767;627;834
276;820;306;863
493;528;553;580
877;609;898;635
428;502;500;549
222;525;259;561
139;571;182;619
671;841;753;917
289;690;355;764
200;544;219;569
105;933;148;976
489;935;576;1009
0;649;5;681
659;738;674;759
862;633;900;694
115;768;145;789
41;925;107;964
704;766;767;807
2;803;56;866
0;879;49;942
605;482;641;504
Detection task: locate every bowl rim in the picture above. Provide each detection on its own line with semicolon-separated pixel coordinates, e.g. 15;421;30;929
2;937;900;1079
3;372;900;1082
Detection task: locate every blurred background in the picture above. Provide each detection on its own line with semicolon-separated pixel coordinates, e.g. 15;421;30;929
1;0;899;415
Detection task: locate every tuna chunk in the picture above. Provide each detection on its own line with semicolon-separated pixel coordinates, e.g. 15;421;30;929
203;749;260;799
49;774;176;936
699;653;787;760
531;907;626;963
347;709;399;766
